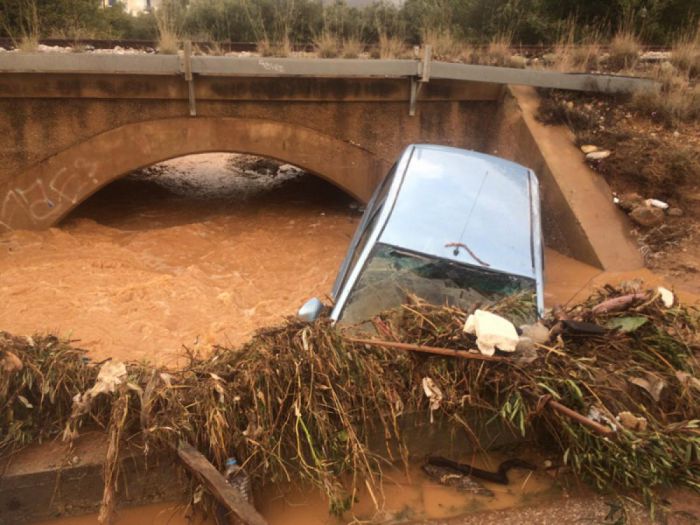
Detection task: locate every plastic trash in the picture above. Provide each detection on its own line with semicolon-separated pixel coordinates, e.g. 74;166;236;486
224;457;252;503
645;198;669;210
585;150;611;161
464;310;519;356
657;286;674;308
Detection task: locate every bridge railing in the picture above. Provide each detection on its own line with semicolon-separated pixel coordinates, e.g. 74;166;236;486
0;51;658;96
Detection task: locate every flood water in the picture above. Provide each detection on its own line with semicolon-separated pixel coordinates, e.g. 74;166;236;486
1;152;682;367
36;450;556;525
0;154;360;366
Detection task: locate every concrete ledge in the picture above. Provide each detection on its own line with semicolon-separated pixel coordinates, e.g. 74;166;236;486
0;413;523;524
0;432;186;524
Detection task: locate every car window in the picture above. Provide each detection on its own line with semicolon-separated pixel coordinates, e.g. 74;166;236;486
339;243;537;326
334;164;396;295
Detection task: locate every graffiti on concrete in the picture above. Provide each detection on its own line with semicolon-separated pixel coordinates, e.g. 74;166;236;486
0;159;100;231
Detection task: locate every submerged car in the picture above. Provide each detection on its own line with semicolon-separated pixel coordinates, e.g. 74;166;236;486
299;144;544;325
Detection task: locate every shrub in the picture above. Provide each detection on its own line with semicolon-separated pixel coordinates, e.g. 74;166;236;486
481;33;512;66
607;30;640;71
314;31;339;58
671;26;700;79
421;28;461;60
341;37;364;59
378;31;406;59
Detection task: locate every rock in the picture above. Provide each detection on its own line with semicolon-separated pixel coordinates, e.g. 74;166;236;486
668;207;683;217
617;192;643;212
639;51;672;62
580;144;599;154
617;411;648;431
509;55;527;68
659;61;676;75
542;53;557;65
586;150;611;161
629;205;665;227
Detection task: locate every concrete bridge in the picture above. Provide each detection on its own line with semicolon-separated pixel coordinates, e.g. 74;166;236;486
0;53;649;269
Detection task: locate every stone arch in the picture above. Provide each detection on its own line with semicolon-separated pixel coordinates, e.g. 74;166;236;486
0;117;389;231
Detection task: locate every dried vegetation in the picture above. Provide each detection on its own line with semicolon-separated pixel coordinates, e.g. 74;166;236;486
2;288;699;519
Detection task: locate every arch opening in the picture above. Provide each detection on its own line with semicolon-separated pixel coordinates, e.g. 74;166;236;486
0;116;389;232
0;149;366;365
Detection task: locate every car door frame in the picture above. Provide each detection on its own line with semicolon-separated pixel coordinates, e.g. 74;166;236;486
330;146;415;321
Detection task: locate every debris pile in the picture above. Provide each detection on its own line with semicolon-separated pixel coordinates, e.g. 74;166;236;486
1;286;698;519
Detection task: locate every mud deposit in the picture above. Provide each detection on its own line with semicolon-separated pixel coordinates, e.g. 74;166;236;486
0;154;360;366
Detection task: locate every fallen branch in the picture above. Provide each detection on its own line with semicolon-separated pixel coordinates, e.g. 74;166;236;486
546;399;615;436
176;441;268;525
591;293;648;314
345;337;507;362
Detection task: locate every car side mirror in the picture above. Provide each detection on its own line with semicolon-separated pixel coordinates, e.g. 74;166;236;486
297;297;323;322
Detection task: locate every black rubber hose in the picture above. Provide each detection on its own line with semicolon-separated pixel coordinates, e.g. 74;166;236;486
426;456;537;485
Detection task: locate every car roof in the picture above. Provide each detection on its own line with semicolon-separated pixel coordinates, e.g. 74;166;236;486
378;144;538;280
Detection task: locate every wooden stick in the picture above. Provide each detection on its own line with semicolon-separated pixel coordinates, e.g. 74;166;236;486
176;441;268;525
345;337;507;362
591;292;648;314
547;399;615;436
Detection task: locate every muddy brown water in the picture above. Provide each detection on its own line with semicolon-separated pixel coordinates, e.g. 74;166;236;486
1;153;685;367
3;153;695;525
0;154;360;367
35;452;556;525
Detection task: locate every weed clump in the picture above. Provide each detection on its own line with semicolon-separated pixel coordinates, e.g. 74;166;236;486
671;26;700;79
421;28;462;60
377;32;406;59
341;37;364;59
314;31;339;58
607;30;640;71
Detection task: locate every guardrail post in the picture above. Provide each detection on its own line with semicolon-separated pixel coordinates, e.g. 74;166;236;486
409;44;432;116
182;41;196;117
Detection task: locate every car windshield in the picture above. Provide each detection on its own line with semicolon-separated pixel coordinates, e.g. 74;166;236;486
339;243;537;325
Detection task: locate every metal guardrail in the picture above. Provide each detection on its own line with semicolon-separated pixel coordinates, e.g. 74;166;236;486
0;51;658;96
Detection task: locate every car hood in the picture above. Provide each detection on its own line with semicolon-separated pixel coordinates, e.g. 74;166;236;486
378;145;538;280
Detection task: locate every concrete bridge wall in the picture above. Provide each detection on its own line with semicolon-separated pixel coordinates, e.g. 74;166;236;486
0;66;642;270
0;74;501;230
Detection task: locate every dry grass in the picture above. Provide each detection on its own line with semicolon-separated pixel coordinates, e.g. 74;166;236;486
552;21;602;72
482;33;512;66
314;31;339;59
7;0;40;52
629;62;700;127
607;30;640;71
341;37;364;59
378;32;406;59
671;26;700;79
257;36;292;57
632;82;700;128
421;28;462;60
155;8;181;54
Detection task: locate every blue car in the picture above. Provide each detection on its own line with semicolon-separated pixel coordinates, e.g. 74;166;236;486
299;144;544;325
